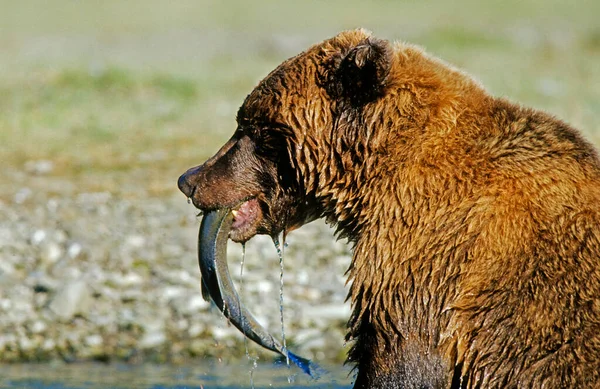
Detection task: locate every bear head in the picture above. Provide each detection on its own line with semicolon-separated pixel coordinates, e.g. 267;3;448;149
178;29;394;243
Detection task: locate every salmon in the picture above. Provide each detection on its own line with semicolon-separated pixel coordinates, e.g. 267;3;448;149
197;208;320;377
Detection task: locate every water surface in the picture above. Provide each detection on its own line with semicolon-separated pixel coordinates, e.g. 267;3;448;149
0;361;353;389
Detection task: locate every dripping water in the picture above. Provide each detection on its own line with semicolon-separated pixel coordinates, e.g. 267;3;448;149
239;243;257;388
272;235;290;372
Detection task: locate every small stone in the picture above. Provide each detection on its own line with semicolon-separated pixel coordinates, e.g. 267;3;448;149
85;334;104;347
189;339;207;355
125;235;145;249
29;320;47;334
19;336;35;351
0;264;16;282
47;279;94;321
46;198;59;213
42;338;55;351
14;187;33;204
0;299;11;310
302;304;351;322
256;280;273;294
160;286;185;301
76;192;111;204
296;270;310;285
67;242;84;260
53;229;68;244
118;308;135;325
40;242;63;265
139;330;166;349
186;294;210;312
302;287;322;300
120;289;144;302
31;230;47;245
0;334;17;349
169;294;209;316
112;272;143;287
188;323;204;338
212;327;238;340
24;159;54;175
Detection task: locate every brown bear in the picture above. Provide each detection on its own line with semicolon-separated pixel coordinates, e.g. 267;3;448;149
178;29;600;388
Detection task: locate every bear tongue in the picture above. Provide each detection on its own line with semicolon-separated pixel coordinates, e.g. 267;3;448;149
231;198;259;230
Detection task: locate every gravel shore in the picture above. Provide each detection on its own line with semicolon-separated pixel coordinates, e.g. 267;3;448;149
0;171;353;364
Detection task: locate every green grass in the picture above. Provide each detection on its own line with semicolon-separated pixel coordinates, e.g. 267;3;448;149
0;0;599;199
1;66;197;146
0;66;202;193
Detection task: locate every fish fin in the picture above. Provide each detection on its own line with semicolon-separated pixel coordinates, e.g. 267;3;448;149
201;279;211;302
286;350;325;379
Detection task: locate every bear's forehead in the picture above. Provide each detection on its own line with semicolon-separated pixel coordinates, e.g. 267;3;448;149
236;29;373;128
237;52;318;126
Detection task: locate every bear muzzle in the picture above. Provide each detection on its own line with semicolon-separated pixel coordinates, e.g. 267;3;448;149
177;166;200;200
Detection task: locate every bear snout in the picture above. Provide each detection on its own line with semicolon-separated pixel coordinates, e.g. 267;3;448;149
177;166;201;199
177;165;237;211
177;140;262;213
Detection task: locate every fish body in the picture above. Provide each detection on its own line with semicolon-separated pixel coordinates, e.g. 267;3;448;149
198;208;320;377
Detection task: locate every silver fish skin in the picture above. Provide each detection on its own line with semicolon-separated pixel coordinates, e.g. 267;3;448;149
197;208;320;377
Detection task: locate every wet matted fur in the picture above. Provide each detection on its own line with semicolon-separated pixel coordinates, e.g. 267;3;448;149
179;30;600;388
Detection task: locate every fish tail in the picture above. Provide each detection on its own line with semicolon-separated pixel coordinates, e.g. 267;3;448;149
286;350;324;379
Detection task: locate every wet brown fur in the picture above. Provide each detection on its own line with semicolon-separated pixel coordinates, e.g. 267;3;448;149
179;30;600;388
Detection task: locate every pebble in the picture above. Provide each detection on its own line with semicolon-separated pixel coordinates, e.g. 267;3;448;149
139;331;167;349
39;242;63;265
188;322;205;338
302;304;352;322
29;320;47;334
24;159;54;175
0;192;352;363
47;279;94;321
170;294;209;315
67;242;84;259
31;230;47;245
85;334;104;347
14;187;33;204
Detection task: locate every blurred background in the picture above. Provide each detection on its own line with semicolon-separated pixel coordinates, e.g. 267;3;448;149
0;0;599;387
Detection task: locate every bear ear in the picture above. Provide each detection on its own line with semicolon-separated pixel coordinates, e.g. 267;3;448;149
335;38;392;105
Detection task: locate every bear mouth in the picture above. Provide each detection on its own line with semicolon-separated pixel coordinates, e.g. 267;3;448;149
229;197;262;242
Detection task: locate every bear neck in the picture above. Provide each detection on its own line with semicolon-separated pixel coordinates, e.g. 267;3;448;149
315;67;491;350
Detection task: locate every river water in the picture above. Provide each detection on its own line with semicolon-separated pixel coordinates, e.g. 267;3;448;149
0;361;353;388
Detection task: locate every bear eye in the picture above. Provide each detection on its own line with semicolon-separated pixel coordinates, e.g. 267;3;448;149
251;127;285;160
241;125;269;144
253;130;273;149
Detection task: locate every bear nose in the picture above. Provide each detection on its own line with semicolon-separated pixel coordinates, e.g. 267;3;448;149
177;173;191;197
177;166;200;198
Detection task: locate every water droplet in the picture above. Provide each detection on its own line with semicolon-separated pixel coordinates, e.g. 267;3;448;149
240;244;258;389
187;197;191;204
239;243;247;339
239;244;248;349
272;236;283;258
272;235;290;370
